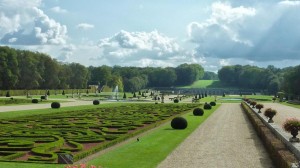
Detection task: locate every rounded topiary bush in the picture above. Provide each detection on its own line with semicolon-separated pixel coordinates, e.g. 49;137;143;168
6;91;10;97
174;99;179;103
204;103;212;110
41;96;46;100
193;108;204;116
32;99;39;103
210;101;216;106
51;102;60;109
171;117;188;129
93;100;100;105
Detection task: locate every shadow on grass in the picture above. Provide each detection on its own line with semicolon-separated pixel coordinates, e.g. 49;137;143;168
164;128;189;131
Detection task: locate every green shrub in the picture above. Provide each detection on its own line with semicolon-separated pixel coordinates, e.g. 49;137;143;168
204;103;212;110
93;100;100;105
32;99;39;103
51;102;60;109
41;96;46;100
6;91;10;97
173;99;179;103
210;101;216;106
171;117;187;129
193;108;204;116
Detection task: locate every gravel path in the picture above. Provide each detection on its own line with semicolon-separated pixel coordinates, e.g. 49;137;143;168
0;100;99;112
157;103;274;168
263;103;300;127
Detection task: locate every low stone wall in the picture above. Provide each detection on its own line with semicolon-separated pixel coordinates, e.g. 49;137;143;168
241;102;298;168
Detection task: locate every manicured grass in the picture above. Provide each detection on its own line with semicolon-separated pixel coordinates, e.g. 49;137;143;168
180;80;218;88
0;103;120;119
180;80;231;88
281;102;300;109
188;95;273;104
0;103;202;167
85;104;220;168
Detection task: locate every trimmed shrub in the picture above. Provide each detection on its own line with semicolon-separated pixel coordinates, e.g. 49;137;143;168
193;108;204;116
51;102;60;109
204;103;212;110
6;91;10;97
32;99;39;103
250;101;257;108
174;99;179;103
93;100;100;105
171;117;188;129
210;101;216;106
62;90;65;95
41;96;46;100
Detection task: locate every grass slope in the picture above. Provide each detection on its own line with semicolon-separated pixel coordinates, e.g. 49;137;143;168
87;104;220;168
180;80;225;88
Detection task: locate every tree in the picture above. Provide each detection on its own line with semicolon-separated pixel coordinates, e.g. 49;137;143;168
175;63;204;85
0;47;19;89
68;63;89;89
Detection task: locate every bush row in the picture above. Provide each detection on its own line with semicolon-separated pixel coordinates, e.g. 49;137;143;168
0;89;93;97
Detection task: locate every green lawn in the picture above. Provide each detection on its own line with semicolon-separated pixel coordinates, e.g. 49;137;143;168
180;80;237;89
281;102;300;109
86;104;219;168
188;95;273;104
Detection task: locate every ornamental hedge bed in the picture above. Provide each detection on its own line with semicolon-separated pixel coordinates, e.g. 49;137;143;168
0;103;199;164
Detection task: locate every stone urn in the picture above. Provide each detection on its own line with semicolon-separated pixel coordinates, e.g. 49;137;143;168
290;126;300;142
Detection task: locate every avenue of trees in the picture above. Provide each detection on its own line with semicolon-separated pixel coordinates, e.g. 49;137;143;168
0;46;205;92
218;65;300;96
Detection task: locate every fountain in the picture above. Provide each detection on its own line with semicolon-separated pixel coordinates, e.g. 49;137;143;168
111;85;119;100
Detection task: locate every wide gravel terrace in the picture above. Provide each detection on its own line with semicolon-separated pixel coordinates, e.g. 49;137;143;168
158;103;274;168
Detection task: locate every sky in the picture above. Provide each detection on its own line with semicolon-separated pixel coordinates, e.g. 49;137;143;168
1;0;300;72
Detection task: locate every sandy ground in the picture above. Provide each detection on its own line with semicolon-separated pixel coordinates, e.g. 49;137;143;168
0;100;100;112
157;103;274;168
262;103;300;127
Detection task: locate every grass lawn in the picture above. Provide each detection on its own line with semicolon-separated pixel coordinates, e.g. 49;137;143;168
179;80;230;88
86;104;220;168
0;103;120;119
280;102;300;109
189;95;273;104
0;103;219;168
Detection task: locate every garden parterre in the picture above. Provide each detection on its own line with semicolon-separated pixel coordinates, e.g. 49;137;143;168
0;103;199;164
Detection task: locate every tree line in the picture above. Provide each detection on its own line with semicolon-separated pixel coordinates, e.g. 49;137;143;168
218;65;300;97
0;46;205;92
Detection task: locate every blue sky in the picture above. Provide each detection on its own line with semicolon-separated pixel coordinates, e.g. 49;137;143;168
1;0;300;72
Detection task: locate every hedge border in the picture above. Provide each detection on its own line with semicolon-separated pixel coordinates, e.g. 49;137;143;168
241;102;297;168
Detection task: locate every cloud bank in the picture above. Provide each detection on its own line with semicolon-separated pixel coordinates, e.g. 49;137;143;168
0;0;67;45
188;1;300;62
95;30;197;67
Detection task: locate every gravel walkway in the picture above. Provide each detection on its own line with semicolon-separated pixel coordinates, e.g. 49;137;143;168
157;103;274;168
263;103;300;127
0;100;97;112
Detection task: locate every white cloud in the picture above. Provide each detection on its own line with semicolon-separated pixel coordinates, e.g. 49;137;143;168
50;6;68;13
187;1;300;62
95;30;192;67
219;59;230;66
0;0;67;45
76;23;95;30
188;2;256;47
278;0;300;6
57;44;76;61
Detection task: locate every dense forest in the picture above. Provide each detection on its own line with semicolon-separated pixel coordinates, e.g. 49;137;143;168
0;46;205;92
218;65;300;96
1;46;299;96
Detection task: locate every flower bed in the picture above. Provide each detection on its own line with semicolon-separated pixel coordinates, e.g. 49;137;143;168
0;103;199;163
